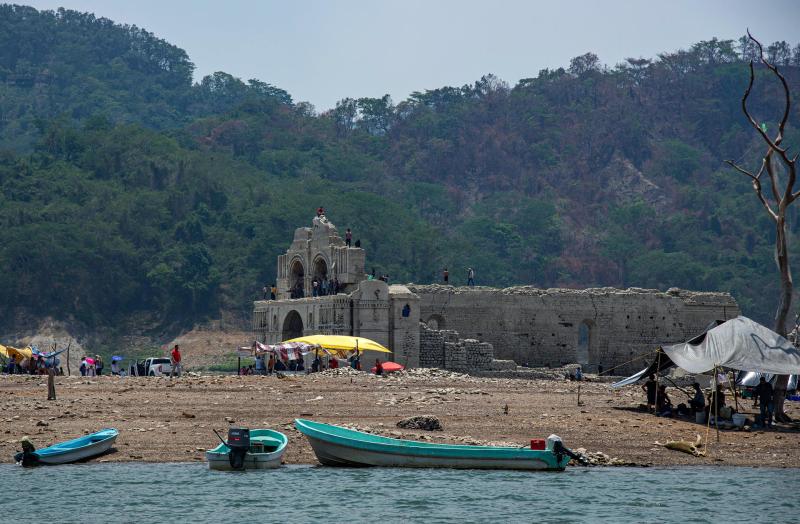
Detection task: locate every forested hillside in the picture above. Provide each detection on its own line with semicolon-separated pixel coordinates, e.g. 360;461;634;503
1;4;799;334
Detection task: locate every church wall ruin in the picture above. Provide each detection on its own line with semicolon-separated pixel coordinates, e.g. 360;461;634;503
409;285;739;374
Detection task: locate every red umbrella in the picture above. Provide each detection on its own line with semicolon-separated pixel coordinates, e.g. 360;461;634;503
371;361;404;374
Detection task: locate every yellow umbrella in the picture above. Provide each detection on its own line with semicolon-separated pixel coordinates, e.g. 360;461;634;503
284;335;392;354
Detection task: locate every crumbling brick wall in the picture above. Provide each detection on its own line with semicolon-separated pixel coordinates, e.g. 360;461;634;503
419;323;507;372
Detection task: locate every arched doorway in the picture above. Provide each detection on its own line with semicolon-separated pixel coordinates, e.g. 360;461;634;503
426;314;445;330
313;256;328;282
576;320;592;367
290;259;305;298
282;310;304;341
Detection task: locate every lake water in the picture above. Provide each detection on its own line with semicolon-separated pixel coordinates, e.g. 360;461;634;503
1;463;798;523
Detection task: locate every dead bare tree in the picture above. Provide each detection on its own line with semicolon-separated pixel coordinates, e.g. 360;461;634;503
725;31;798;421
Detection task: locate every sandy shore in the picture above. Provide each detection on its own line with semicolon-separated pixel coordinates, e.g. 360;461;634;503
2;371;799;467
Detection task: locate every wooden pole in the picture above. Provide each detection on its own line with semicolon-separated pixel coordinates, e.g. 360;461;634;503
47;368;56;400
715;366;720;443
66;342;71;376
654;351;661;413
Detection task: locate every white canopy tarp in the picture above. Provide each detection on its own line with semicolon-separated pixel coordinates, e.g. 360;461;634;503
663;316;800;374
736;371;798;390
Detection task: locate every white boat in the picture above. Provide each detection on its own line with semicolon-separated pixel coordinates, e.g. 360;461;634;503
205;429;287;471
17;428;118;466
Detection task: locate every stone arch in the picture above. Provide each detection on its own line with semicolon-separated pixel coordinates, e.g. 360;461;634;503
576;319;594;368
313;254;329;282
290;257;305;298
282;310;304;341
426;314;445;330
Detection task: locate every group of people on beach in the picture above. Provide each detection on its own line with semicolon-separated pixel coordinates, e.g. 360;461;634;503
79;355;104;376
4;355;62;375
642;373;778;428
245;352;385;376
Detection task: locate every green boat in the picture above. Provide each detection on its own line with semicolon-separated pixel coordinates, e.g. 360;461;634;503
294;419;572;471
206;429;287;471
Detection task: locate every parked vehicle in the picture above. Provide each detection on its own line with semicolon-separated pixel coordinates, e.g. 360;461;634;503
129;357;173;376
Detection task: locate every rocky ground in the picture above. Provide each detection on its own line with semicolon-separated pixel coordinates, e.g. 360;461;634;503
2;369;799;467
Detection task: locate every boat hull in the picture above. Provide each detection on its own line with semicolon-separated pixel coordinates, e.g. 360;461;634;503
305;434;558;470
295;419;568;471
33;429;118;465
205;451;284;471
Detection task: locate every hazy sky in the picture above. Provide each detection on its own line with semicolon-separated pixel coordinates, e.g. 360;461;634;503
23;0;800;110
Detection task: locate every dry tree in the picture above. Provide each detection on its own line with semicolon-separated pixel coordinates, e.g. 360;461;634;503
725;31;798;421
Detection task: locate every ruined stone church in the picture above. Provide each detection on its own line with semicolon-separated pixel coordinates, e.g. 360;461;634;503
254;216;739;374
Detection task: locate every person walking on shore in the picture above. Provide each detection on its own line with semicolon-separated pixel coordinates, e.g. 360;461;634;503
95;355;104;376
466;267;475;286
169;344;181;378
443;268;449;283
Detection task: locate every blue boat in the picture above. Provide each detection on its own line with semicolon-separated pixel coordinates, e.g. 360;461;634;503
295;419;572;471
16;428;119;466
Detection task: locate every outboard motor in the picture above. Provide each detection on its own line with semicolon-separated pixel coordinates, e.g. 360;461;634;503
227;427;250;470
14;436;39;467
547;434;587;465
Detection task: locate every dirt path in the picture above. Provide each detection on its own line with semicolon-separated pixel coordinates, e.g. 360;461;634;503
2;372;798;467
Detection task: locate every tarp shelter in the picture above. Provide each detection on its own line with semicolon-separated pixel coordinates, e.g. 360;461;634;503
250;341;314;360
613;316;800;388
0;344;33;362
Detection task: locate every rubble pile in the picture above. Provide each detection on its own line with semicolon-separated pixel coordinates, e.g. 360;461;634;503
317;367;363;377
570;448;635;467
396;415;443;431
392;368;471;380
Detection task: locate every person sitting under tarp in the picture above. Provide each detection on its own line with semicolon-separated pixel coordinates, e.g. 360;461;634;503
642;374;657;412
707;384;727;418
689;383;705;414
656;385;673;417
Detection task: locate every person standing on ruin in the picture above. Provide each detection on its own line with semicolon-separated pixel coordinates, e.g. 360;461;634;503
345;228;352;247
467;267;475;286
270;284;277;300
443;268;449;283
169;344;181;378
